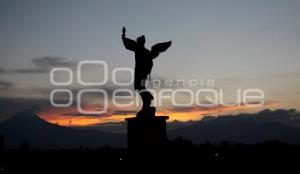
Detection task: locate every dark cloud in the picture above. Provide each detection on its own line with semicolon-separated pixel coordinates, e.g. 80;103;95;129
62;106;117;117
254;109;299;122
0;80;14;90
168;101;276;113
201;109;300;124
113;110;136;115
12;56;76;74
63;112;107;117
12;68;47;73
31;56;76;68
0;68;8;73
168;105;226;113
167;109;300;133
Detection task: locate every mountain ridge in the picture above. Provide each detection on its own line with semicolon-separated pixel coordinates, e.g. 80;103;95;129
0;110;125;149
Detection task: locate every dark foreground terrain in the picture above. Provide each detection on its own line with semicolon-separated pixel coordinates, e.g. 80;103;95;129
1;139;300;173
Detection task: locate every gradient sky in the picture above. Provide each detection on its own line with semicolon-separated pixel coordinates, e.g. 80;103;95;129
0;0;299;126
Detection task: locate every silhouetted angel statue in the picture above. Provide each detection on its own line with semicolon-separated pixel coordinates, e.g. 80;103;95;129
122;27;172;118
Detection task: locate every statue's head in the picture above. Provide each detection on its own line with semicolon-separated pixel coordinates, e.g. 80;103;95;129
136;35;145;45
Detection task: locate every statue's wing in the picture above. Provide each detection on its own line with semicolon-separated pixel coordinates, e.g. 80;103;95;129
151;41;172;59
151;41;172;53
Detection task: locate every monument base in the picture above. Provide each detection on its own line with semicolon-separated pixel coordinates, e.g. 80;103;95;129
125;116;169;150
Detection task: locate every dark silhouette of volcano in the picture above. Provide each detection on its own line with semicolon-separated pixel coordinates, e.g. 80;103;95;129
0;110;125;149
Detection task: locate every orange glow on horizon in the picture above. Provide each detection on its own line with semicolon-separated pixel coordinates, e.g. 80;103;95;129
38;101;278;127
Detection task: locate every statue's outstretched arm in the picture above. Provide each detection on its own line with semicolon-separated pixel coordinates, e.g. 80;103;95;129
122;27;137;51
150;41;172;59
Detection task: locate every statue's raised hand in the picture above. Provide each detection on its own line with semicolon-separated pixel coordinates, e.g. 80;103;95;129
122;27;126;35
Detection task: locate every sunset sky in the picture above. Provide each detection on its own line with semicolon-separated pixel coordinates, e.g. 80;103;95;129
0;0;299;126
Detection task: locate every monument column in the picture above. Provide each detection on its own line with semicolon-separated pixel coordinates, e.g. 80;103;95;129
121;27;171;151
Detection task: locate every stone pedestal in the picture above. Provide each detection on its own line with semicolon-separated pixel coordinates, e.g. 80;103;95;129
125;116;169;150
